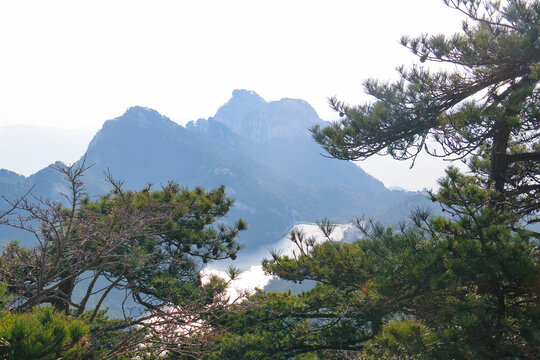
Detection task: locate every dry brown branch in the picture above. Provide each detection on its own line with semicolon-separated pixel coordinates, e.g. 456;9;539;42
0;162;247;357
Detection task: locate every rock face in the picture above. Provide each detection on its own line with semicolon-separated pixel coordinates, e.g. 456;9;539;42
0;90;432;251
212;90;384;189
214;89;321;142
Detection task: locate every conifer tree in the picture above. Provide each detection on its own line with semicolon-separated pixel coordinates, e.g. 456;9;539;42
208;1;540;359
0;162;247;359
0;306;89;360
313;0;540;222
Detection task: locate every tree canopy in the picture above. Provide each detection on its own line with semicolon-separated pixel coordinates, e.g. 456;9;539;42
208;1;540;359
0;162;247;358
313;0;540;222
1;1;539;359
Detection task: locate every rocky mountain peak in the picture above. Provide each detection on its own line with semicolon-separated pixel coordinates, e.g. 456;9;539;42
214;90;324;142
119;106;175;126
231;89;266;104
86;106;181;153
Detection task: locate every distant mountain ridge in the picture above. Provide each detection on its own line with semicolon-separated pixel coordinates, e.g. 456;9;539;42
0;125;97;176
213;89;322;142
0;90;432;252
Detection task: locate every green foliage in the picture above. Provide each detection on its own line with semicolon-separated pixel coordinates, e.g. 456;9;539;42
312;0;540;221
0;165;246;316
0;283;10;312
0;164;247;358
207;1;540;359
75;310;129;360
0;306;89;360
205;289;367;359
213;197;539;358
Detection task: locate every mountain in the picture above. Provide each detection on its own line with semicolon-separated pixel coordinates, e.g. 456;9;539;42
213;89;385;189
213;89;321;143
0;91;433;253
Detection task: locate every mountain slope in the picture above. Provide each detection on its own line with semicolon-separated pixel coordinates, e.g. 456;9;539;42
0;92;432;252
212;89;385;190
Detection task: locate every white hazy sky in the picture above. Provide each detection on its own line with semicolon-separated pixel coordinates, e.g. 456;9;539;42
0;0;466;190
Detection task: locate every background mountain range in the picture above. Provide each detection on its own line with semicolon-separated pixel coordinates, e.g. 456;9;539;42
0;90;433;256
0;125;96;176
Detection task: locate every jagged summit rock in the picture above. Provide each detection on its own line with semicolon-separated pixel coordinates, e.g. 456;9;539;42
86;106;184;157
214;90;323;142
97;106;179;134
214;90;267;131
122;106;173;123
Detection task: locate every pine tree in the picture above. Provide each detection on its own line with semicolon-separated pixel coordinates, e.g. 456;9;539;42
209;1;540;359
312;0;540;222
0;306;89;360
0;163;247;358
